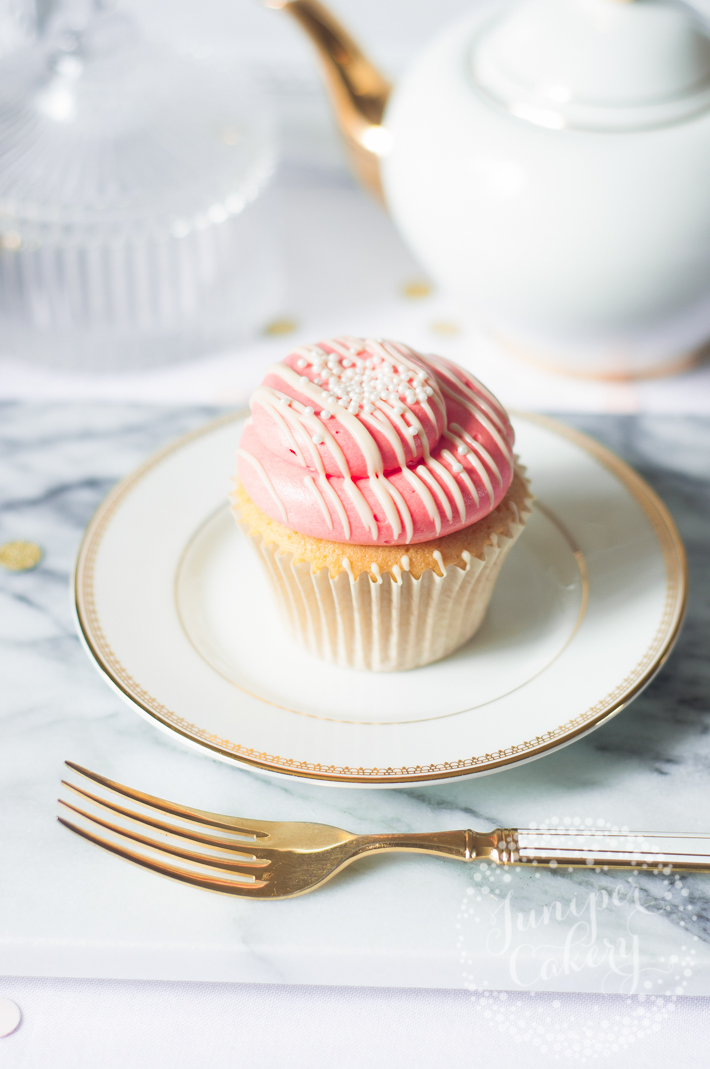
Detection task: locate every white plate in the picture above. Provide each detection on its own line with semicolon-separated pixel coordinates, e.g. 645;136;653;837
75;413;686;788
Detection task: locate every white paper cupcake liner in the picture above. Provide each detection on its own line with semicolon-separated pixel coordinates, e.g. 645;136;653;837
243;510;529;672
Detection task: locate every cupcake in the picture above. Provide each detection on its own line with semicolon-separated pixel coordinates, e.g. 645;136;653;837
232;337;531;671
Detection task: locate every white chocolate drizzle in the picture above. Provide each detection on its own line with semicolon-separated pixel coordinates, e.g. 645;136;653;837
241;337;514;543
321;478;351;540
418;464;453;522
441;447;479;507
447;424;502;488
429;359;514;468
303;474;333;530
237;449;287;523
447;424;496;504
426;354;511;444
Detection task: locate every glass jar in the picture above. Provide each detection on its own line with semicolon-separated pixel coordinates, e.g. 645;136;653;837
0;5;279;370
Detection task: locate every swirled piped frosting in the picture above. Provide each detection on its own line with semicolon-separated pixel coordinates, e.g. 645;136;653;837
237;337;515;545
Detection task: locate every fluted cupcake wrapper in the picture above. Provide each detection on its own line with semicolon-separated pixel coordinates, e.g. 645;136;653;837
243;514;528;672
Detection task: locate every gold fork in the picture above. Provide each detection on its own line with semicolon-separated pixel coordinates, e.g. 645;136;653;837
58;762;710;900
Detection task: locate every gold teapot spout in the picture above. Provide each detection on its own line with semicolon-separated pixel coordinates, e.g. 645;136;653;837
264;0;391;203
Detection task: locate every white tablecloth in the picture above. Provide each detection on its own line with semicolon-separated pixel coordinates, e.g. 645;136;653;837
4;177;710;415
1;979;709;1068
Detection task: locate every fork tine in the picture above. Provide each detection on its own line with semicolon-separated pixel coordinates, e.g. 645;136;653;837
58;817;272;898
58;799;271;871
64;762;271;838
60;781;274;855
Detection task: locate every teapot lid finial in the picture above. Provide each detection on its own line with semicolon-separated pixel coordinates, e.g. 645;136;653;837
471;0;710;130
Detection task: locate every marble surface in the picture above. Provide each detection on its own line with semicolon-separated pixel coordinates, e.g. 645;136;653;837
1;403;710;994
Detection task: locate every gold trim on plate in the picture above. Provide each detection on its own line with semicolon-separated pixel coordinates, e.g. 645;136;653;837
74;412;687;785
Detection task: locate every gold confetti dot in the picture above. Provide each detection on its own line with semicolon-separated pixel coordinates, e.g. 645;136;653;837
430;320;461;336
263;318;298;337
1;231;21;251
402;280;432;300
0;540;43;572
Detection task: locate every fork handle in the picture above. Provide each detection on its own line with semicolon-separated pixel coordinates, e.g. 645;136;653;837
511;827;710;870
353;829;480;861
352;827;710;870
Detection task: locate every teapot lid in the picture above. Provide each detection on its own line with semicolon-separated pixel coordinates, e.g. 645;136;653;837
470;0;710;131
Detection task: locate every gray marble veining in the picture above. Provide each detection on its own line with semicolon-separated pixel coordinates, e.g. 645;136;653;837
1;404;709;993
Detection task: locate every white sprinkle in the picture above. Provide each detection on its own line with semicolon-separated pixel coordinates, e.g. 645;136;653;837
321;410;332;419
312;432;324;444
278;396;290;406
451;461;463;473
342;358;352;367
457;444;469;455
407;426;418;436
303;406;314;416
313;377;322;384
363;403;374;413
406;392;416;404
296;357;308;368
393;403;404;415
424;386;433;396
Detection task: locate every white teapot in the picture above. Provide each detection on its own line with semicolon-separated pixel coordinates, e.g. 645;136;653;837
267;0;710;378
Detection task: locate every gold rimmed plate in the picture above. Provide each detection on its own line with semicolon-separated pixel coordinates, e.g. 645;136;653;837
74;413;686;788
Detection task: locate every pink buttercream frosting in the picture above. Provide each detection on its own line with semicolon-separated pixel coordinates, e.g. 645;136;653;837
237;337;515;545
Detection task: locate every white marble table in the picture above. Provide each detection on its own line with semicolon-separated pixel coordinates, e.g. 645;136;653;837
1;402;710;1066
0;401;708;982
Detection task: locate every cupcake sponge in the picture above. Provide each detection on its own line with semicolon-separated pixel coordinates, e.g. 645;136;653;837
231;469;532;671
